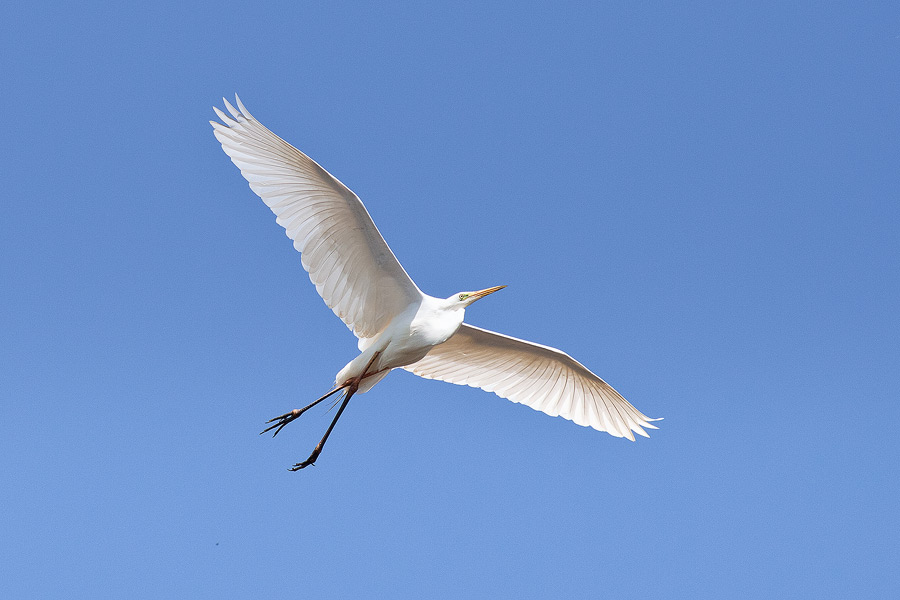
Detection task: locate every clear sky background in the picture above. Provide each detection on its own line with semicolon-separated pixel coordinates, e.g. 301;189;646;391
2;1;898;598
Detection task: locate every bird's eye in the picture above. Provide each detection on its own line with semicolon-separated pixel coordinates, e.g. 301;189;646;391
459;294;469;301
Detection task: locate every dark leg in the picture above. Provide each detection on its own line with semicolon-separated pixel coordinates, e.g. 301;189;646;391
288;386;356;471
279;351;382;470
260;385;345;437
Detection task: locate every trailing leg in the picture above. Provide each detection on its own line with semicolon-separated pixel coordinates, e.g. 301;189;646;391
289;385;355;470
260;385;344;437
283;351;382;470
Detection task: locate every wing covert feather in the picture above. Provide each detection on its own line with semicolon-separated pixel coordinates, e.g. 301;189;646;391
404;324;660;440
211;96;422;339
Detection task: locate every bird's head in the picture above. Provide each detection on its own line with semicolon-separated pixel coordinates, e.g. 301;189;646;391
449;285;506;308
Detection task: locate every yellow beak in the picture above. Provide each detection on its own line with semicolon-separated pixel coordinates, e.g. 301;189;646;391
470;285;506;301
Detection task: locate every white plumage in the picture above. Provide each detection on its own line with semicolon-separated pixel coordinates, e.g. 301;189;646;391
212;95;659;468
406;324;655;439
212;97;420;342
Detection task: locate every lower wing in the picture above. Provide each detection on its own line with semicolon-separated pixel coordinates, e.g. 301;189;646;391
403;324;660;440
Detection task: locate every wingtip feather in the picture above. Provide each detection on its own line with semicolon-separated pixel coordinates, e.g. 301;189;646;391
223;97;240;119
235;94;253;119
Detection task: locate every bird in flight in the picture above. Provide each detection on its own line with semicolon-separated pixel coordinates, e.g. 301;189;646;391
211;96;659;470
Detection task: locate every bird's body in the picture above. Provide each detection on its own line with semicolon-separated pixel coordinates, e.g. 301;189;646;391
336;293;462;393
211;95;659;469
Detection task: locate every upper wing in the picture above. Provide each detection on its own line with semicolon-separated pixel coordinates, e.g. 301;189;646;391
404;324;660;440
211;96;422;340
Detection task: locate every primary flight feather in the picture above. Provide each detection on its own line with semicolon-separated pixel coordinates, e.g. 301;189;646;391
211;95;659;470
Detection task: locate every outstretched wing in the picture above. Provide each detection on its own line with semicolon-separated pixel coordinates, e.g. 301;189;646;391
211;96;422;340
404;324;660;440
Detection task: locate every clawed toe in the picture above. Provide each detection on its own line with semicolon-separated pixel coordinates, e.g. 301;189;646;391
260;409;303;436
288;460;315;471
266;410;295;424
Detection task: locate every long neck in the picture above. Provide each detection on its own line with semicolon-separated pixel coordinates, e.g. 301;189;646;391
414;295;465;346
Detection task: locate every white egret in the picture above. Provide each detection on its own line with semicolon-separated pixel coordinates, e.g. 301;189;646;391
211;96;659;470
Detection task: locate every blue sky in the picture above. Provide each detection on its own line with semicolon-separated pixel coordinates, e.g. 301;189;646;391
2;1;898;598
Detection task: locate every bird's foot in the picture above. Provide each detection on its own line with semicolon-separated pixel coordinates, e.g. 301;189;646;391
289;446;323;471
260;408;305;437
